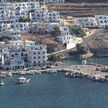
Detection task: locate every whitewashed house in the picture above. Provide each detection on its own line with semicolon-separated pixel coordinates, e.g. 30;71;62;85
48;22;63;32
2;29;21;40
13;2;40;10
56;26;76;49
45;0;65;4
0;40;47;70
76;17;98;28
30;7;60;22
56;26;73;44
8;22;30;34
0;0;6;2
9;40;47;68
95;15;108;28
15;9;29;22
0;23;7;33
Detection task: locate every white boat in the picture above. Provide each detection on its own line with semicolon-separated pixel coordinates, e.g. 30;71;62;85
82;60;87;65
26;71;34;75
0;74;6;78
16;77;30;84
7;72;12;77
48;70;57;74
0;78;5;86
35;71;41;74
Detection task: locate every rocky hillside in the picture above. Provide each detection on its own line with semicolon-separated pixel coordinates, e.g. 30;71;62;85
66;0;108;3
48;3;108;18
87;30;108;57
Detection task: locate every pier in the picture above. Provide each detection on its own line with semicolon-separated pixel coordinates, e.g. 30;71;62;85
1;63;108;82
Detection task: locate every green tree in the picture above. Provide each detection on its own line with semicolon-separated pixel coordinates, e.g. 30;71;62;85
39;1;44;6
69;26;86;38
76;44;88;54
48;54;61;62
51;26;61;37
19;17;30;22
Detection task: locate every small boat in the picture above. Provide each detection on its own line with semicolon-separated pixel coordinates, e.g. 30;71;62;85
35;71;41;74
0;78;5;86
48;70;57;74
7;72;12;77
26;71;34;75
93;75;106;82
82;60;87;65
16;77;30;84
0;74;6;78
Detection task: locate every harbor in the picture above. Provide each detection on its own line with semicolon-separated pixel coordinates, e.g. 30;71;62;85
1;61;108;83
0;58;108;108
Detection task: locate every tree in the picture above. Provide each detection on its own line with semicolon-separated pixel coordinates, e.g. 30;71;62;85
39;1;44;6
76;44;88;54
69;26;86;38
51;26;61;37
48;54;61;62
19;17;30;22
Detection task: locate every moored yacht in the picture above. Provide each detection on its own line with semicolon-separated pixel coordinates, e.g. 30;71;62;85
0;78;5;86
7;72;12;77
16;77;30;84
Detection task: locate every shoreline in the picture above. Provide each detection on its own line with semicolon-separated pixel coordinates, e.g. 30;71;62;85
1;61;108;83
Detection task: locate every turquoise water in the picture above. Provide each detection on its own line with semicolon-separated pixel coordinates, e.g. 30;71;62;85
0;58;108;108
63;57;108;65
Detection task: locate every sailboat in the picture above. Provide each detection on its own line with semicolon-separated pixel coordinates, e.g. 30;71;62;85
0;78;5;86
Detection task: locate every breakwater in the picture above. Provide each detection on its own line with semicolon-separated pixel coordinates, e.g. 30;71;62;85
1;63;108;83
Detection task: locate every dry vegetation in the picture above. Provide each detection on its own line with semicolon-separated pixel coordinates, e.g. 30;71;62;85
88;30;108;57
48;3;108;18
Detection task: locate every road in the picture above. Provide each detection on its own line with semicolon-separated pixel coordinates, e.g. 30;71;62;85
82;29;103;45
47;29;102;56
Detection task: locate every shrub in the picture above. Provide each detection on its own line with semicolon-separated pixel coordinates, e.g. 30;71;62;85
76;44;88;54
69;26;86;38
48;54;61;62
51;26;61;37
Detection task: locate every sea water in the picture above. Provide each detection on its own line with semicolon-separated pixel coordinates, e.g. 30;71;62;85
0;58;108;108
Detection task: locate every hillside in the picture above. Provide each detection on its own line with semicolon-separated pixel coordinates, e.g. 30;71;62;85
48;3;108;18
87;30;108;57
66;0;108;3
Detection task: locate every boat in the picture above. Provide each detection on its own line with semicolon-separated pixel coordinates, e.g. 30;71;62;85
16;77;30;84
0;74;6;78
47;70;57;74
26;71;34;75
35;71;41;74
82;60;87;65
0;78;5;86
7;72;12;77
93;75;106;82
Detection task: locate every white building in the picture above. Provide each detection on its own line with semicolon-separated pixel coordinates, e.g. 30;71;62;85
0;40;47;70
13;2;40;10
76;17;98;28
15;9;29;21
2;29;21;40
45;0;65;4
48;22;63;32
8;22;30;34
0;0;6;2
30;7;60;22
56;26;75;49
95;15;108;28
10;40;47;68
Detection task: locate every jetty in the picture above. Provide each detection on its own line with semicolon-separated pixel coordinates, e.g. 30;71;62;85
0;63;108;82
51;64;108;82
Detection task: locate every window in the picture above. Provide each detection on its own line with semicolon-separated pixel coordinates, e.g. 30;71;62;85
38;56;40;59
100;21;103;23
43;56;45;58
33;52;36;55
33;57;36;59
